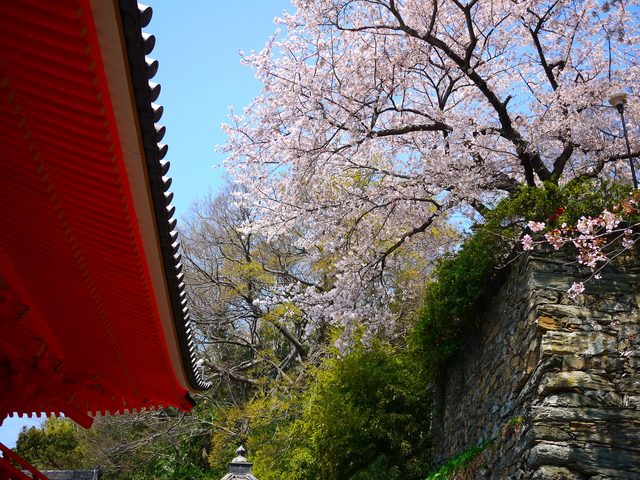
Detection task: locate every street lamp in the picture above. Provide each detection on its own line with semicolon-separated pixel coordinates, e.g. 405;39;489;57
609;92;637;189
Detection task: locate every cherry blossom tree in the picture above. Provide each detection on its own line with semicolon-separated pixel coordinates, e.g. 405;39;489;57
221;0;640;337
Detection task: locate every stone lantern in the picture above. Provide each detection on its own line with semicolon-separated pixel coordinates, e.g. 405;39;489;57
220;446;259;480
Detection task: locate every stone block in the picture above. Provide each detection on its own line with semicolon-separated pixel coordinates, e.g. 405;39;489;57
582;390;624;407
601;300;631;313
499;400;514;417
538;371;614;395
538;315;564;330
528;442;573;467
601;391;624;407
528;442;640;478
563;354;587;370
584;279;635;294
616;374;640;394
531;273;574;292
540;331;617;357
626;395;640;407
629;357;640;370
538;303;611;320
587;355;619;372
531;405;640;425
530;465;586;480
525;353;538;375
541;393;601;408
532;424;573;442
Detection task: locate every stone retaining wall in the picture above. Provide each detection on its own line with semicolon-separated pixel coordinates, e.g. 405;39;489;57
432;247;640;479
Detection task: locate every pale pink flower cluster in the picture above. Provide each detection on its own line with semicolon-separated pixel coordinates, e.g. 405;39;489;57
521;234;534;251
220;0;640;339
576;216;600;235
601;210;620;232
527;221;546;232
622;236;635;249
568;282;585;299
575;211;622;236
571;212;625;268
574;241;607;268
544;229;568;250
520;205;639;297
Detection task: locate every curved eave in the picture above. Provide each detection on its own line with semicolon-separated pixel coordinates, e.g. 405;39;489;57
93;0;210;393
0;0;208;427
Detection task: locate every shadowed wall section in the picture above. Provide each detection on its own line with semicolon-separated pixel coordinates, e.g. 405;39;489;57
433;247;640;479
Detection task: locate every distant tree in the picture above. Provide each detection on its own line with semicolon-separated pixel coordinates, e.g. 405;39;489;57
180;182;326;398
14;417;88;470
179;181;434;463
76;409;214;480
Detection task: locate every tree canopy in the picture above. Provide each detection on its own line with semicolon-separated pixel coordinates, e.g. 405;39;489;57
14;417;88;470
222;0;640;340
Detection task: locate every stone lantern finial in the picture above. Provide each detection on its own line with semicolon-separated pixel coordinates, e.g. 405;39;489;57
232;445;248;463
220;445;258;479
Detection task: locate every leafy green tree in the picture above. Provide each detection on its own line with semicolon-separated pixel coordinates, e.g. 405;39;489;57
180;182;437;477
249;338;432;480
14;417;88;470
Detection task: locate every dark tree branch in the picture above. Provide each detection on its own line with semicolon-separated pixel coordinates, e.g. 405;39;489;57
204;361;259;386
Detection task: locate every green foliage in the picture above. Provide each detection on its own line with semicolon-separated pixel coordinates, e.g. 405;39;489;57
120;440;211;480
489;179;632;230
424;440;495;480
69;409;216;480
249;339;432;480
206;386;306;479
414;227;507;377
14;417;89;470
413;178;633;377
505;416;524;427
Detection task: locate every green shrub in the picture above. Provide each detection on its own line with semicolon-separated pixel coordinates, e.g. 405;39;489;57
424;440;495;480
14;417;88;470
251;339;432;480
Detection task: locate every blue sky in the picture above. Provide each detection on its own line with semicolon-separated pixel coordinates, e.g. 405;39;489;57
152;0;294;217
0;0;293;449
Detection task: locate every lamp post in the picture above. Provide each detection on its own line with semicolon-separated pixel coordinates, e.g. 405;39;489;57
609;92;637;189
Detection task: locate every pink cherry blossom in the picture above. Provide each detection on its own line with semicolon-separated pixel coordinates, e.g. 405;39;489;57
521;234;534;251
568;282;586;299
601;210;621;232
221;0;640;337
527;221;546;233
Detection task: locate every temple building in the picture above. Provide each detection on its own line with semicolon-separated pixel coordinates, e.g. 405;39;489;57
0;0;209;464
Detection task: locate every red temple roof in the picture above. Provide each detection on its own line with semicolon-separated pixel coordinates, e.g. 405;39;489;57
0;0;209;429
